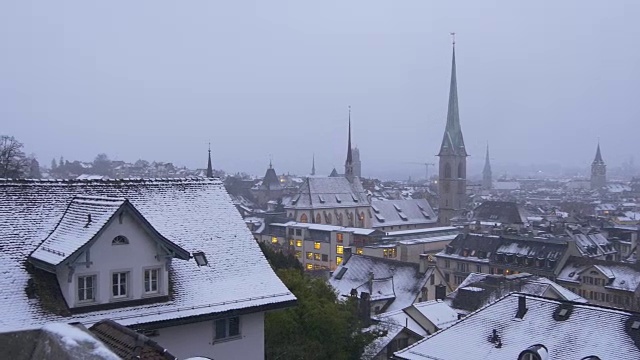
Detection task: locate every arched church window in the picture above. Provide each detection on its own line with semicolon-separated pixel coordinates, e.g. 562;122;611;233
337;213;343;226
300;213;308;223
458;162;465;179
315;213;322;224
444;163;452;179
326;212;332;224
359;212;365;227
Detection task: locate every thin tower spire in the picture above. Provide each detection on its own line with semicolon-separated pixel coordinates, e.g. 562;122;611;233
206;142;213;178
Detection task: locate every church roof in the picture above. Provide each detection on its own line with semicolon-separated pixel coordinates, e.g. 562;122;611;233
285;176;369;210
438;46;468;157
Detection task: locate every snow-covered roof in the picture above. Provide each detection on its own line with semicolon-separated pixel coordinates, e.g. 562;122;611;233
558;262;640;293
395;293;640;359
0;178;295;332
362;308;427;359
284;176;369;209
445;273;586;314
329;255;429;313
411;300;459;329
271;221;378;236
371;199;437;227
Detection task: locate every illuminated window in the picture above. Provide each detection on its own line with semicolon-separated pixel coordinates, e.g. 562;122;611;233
356;247;363;255
306;252;313;259
336;233;344;243
300;214;308;223
336;245;344;254
383;248;397;258
314;253;321;261
336;256;343;266
306;263;313;270
296;240;302;247
289;239;294;246
295;251;301;258
314;242;321;250
271;237;278;244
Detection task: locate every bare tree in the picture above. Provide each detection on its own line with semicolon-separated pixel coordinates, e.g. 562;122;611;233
0;135;30;178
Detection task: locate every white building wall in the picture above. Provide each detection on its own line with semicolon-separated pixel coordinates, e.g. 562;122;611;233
57;211;167;308
153;312;265;360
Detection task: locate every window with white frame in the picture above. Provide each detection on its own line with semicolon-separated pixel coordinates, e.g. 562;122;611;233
78;275;96;302
112;272;129;298
214;316;241;340
144;268;160;294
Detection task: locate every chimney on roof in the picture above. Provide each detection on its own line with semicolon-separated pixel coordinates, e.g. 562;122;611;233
359;292;371;327
367;271;374;291
516;295;528;319
85;214;92;228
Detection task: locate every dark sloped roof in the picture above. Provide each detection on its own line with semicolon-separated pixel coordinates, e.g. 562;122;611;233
90;319;176;360
371;199;436;227
472;201;529;224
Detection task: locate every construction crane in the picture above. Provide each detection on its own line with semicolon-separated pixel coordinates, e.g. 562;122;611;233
406;162;436;181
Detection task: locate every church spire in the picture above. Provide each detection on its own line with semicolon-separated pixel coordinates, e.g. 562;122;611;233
345;106;354;180
438;36;467;157
482;142;492;190
593;142;604;164
206;142;213;178
311;154;316;175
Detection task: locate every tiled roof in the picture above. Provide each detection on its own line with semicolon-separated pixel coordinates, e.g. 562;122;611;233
396;293;640;360
285;176;369;209
329;255;429;313
0;178;295;332
371;199;436;227
89;319;177;359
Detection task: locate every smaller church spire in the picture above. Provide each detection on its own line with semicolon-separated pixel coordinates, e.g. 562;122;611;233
206;142;213;178
345;106;354;180
482;142;492;190
311;154;316;176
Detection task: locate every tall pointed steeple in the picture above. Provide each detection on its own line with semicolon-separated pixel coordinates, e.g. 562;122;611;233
438;39;467;157
206;142;213;178
437;34;468;226
591;141;606;190
311;154;316;176
482;143;492;190
345;106;354;181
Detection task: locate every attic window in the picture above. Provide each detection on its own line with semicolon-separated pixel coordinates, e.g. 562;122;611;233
398;213;408;221
335;195;342;203
112;235;129;245
393;204;402;212
632;321;640;330
318;195;325;203
371;205;380;214
193;251;208;266
417;204;425;211
351;194;358;202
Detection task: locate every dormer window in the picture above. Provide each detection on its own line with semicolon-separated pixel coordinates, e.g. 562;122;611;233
193;251;208;266
112;235;129;245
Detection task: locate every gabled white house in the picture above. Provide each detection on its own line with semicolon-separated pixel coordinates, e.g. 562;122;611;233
0;178;296;360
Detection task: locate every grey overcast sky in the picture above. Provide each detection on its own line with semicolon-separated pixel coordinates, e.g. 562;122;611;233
1;0;639;179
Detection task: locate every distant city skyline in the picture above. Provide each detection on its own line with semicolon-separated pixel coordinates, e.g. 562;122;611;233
2;1;639;179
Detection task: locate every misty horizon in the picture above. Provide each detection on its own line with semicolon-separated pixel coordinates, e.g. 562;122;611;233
2;1;639;179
